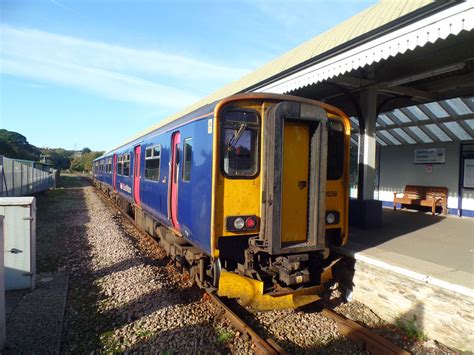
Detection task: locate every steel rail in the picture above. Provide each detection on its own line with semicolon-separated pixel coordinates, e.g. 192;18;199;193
322;308;410;355
206;292;287;355
89;177;410;355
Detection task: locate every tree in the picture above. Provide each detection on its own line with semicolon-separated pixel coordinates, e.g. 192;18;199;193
0;129;41;161
70;151;103;172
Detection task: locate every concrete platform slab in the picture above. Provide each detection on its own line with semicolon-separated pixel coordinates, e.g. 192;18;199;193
348;208;474;286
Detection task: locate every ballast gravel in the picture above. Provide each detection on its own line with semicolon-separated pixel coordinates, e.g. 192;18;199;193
61;184;251;354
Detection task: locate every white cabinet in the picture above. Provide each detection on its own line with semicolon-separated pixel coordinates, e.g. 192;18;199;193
0;197;36;291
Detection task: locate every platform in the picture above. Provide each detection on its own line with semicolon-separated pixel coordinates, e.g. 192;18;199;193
335;208;474;352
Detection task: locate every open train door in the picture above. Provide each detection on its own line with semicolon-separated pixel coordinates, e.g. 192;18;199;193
262;101;328;255
133;145;141;206
169;131;180;229
113;153;117;192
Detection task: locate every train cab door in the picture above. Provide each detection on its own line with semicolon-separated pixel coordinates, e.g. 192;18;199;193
113;153;117;192
169;131;181;229
133;145;141;206
263;101;328;255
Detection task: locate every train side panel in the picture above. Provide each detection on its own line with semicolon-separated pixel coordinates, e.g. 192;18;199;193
175;117;213;253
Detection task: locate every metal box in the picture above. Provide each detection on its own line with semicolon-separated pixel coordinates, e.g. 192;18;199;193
0;197;36;290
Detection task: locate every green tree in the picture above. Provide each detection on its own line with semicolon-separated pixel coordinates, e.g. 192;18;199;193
70;151;103;172
0;129;41;161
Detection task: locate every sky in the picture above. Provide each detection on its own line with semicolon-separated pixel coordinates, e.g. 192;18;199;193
0;0;377;151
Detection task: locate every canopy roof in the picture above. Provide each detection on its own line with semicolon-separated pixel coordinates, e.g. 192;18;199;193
350;96;474;146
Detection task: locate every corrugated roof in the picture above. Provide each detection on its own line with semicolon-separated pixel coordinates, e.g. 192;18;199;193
117;0;436;148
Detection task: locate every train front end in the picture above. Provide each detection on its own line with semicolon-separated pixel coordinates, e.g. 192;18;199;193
212;94;350;310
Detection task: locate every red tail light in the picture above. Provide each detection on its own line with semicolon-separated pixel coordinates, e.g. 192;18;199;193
245;217;256;229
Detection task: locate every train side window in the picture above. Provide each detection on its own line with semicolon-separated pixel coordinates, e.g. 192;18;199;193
144;145;161;181
327;119;344;180
123;153;131;176
182;138;192;182
117;155;123;175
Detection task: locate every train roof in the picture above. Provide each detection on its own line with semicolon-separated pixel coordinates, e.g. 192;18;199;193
96;100;218;159
95;92;350;162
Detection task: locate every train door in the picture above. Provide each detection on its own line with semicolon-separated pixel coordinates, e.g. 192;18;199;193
133;145;141;205
169;131;181;229
281;121;310;242
113;153;117;192
262;101;327;255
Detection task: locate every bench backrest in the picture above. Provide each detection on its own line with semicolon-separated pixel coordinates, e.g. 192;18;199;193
404;185;448;200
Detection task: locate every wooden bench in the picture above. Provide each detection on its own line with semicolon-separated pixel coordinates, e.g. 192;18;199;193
393;185;448;215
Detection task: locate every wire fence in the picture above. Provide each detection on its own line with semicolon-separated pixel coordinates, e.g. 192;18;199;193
0;155;57;197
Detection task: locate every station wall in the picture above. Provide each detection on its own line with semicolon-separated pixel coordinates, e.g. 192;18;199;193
376;142;474;215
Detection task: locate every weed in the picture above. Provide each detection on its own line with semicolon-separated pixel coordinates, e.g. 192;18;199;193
215;327;234;344
396;314;426;341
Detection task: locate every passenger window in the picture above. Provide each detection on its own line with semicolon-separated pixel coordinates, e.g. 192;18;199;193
123;154;131;176
117;155;123;175
221;109;260;178
182;138;192;182
327;119;344;180
144;145;161;181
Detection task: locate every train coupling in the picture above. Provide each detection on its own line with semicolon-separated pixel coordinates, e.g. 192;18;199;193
217;270;321;311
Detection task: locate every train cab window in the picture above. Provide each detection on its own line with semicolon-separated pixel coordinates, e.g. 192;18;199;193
221;108;260;178
144;145;161;181
327;119;344;180
117;155;123;175
182;138;192;182
123;153;131;176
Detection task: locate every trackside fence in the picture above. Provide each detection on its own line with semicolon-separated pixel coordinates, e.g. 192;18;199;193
0;155;56;197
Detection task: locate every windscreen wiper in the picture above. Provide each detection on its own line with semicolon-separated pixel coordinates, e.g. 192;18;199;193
227;123;247;151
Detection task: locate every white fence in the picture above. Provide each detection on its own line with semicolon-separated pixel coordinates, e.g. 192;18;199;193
0;156;55;197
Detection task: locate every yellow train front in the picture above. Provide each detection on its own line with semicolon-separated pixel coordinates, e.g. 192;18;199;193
211;93;350;310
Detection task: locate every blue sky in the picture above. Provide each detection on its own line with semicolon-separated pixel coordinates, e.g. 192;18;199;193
1;0;377;151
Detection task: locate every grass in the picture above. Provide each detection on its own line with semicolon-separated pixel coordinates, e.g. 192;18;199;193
395;315;427;341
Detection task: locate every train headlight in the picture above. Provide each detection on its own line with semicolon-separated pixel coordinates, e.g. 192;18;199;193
233;217;245;230
326;211;340;225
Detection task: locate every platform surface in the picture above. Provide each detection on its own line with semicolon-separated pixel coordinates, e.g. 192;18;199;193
346;208;474;290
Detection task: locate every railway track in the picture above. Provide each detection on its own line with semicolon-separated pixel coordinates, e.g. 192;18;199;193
91;179;409;355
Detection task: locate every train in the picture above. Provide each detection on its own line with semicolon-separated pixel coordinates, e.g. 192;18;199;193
92;93;350;310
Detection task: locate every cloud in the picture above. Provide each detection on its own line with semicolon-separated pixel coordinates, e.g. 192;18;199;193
0;25;250;107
